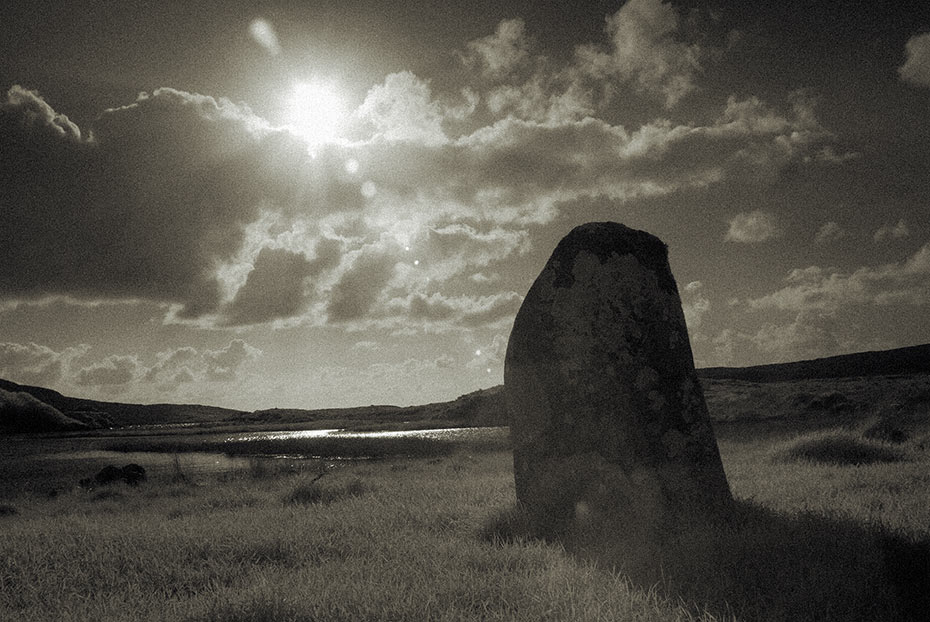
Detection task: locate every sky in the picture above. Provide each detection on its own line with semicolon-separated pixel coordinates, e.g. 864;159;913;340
1;0;929;411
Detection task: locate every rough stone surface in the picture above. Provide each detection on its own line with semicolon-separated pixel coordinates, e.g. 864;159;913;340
505;222;731;531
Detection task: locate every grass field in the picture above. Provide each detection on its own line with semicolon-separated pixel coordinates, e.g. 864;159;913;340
2;418;930;622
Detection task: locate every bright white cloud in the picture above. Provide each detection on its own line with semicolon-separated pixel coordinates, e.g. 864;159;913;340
899;32;930;88
357;71;447;145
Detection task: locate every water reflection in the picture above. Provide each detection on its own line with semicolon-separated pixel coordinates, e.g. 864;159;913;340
230;426;507;443
36;449;253;475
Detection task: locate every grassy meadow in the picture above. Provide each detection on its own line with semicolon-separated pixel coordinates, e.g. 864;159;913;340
2;380;930;621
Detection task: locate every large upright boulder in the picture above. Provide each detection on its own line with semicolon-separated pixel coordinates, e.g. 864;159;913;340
505;222;730;532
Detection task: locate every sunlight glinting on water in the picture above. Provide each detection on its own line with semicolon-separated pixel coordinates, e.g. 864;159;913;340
228;427;505;442
231;429;339;442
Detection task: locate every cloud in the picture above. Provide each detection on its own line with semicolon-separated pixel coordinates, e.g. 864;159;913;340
0;86;310;317
224;247;315;326
144;347;199;385
143;340;261;386
725;210;782;243
204;339;261;381
75;355;141;386
899;32;930;88
1;10;841;331
327;245;400;323
248;18;281;56
814;221;845;244
470;272;502;284
385;291;523;329
710;312;848;365
357;72;447;145
749;242;930;312
681;281;710;330
873;219;910;242
463;18;530;79
808;146;860;164
576;0;701;107
749;311;845;363
0;338;259;392
0;342;89;386
413;224;530;283
0;85;81;140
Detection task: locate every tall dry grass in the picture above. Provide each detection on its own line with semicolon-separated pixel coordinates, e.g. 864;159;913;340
2;425;929;621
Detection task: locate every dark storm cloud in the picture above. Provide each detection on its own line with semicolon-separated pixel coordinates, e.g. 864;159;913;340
326;246;400;323
224;247;315;326
0;86;311;317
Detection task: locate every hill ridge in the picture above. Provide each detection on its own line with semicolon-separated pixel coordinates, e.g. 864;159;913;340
2;343;928;432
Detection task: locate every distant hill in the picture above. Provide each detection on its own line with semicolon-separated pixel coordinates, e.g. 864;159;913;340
0;378;246;431
247;385;506;429
697;344;930;383
0;387;87;432
1;343;927;433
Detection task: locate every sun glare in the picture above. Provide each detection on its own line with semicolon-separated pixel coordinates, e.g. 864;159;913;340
286;81;347;146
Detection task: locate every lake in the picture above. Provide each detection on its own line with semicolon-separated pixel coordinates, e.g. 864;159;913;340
0;426;510;497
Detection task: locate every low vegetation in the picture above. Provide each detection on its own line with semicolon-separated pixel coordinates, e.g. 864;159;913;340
3;362;930;620
2;422;930;621
771;428;910;465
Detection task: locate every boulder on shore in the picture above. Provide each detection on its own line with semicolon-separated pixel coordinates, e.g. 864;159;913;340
91;463;147;487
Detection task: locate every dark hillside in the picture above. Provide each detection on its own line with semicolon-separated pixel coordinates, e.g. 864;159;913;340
698;344;930;383
0;378;246;429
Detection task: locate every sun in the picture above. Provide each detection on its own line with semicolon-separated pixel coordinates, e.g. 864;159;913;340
285;81;347;146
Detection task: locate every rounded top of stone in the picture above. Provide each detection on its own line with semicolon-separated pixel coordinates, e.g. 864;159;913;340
548;222;676;293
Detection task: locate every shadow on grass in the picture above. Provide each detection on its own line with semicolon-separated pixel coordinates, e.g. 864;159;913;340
483;500;930;622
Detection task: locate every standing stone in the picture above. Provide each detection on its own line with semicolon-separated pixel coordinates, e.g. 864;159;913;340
505;222;731;532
